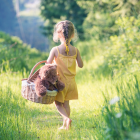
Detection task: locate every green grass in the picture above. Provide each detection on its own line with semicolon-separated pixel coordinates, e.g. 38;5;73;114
101;74;140;140
2;62;139;139
0;68;106;140
1;40;140;139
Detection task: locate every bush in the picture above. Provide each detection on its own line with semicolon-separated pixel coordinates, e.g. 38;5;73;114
104;17;140;76
0;31;49;72
0;32;30;71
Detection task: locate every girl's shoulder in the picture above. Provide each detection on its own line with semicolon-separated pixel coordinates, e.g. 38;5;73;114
51;46;57;51
50;46;58;54
52;47;59;57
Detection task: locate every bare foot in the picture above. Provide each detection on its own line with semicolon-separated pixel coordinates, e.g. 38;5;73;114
58;126;66;130
66;118;72;130
58;118;66;130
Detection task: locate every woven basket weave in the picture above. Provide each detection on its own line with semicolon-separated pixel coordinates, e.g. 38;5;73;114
21;60;57;104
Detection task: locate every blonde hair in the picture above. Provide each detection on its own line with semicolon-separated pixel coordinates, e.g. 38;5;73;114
53;20;78;55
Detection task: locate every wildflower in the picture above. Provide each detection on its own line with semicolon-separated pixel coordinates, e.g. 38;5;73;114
115;112;122;118
109;97;120;105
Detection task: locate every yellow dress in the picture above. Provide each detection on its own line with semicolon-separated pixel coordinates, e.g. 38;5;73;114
55;47;78;103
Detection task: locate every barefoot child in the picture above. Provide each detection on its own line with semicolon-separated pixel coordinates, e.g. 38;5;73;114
46;20;83;130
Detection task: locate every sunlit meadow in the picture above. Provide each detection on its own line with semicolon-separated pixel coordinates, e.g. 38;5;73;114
1;50;139;140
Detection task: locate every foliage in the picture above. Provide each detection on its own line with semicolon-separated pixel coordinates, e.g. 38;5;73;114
78;0;140;40
40;0;87;40
77;1;117;40
104;17;140;76
110;0;140;17
0;31;48;72
39;0;140;44
0;31;29;71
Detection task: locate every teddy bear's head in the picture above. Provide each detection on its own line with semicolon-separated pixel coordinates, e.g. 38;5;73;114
39;64;58;84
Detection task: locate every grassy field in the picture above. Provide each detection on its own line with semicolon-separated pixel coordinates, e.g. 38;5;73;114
1;49;140;140
0;63;106;140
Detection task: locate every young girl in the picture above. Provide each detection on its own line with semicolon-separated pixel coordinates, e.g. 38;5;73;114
46;20;83;130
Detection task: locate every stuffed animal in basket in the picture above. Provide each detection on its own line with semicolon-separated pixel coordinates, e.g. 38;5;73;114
34;64;65;97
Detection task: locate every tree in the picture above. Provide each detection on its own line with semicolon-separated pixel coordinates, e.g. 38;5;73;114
78;1;117;40
40;0;87;40
77;0;140;40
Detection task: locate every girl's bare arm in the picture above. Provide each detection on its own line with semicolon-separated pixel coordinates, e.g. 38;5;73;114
76;49;83;68
46;47;55;64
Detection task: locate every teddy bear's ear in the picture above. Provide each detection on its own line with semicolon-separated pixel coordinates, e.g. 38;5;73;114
52;64;57;68
45;63;57;68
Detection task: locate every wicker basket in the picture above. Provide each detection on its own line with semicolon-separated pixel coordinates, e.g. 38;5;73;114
21;60;57;104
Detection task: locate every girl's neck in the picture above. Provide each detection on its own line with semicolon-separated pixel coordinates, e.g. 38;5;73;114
60;38;71;46
61;42;70;46
60;41;70;46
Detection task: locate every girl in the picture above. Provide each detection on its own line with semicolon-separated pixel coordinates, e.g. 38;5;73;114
46;20;83;130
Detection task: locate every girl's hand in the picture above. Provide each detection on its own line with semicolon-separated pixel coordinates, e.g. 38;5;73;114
76;49;83;68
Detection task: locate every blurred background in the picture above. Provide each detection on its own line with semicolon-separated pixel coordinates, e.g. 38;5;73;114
1;0;140;51
0;0;49;51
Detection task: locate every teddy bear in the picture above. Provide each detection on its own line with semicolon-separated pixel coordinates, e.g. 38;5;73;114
34;64;65;97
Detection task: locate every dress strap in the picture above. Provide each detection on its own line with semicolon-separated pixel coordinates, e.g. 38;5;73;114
75;47;77;57
56;47;60;54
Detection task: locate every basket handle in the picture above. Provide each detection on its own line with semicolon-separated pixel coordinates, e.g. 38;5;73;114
28;60;47;81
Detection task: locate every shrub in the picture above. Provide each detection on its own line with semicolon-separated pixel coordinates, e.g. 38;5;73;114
104;17;140;76
0;32;30;71
0;32;49;72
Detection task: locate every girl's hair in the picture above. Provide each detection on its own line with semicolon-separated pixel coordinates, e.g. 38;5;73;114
53;20;78;55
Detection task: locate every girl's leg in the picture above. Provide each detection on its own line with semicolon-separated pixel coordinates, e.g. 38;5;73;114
63;100;70;117
63;100;71;129
55;101;71;130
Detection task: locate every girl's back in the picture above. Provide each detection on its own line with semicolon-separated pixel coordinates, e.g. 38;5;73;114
55;44;77;80
57;44;76;56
